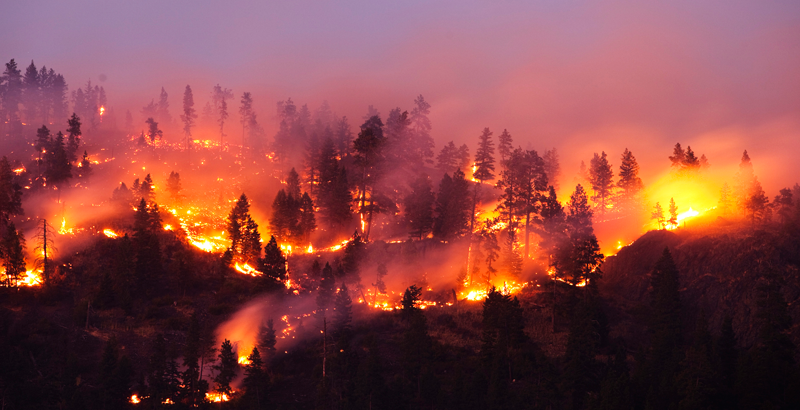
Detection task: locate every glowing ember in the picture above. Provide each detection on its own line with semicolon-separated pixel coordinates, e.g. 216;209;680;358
238;355;251;365
12;166;25;175
103;229;119;238
129;394;141;404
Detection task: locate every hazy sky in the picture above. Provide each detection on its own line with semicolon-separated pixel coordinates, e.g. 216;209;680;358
3;0;800;190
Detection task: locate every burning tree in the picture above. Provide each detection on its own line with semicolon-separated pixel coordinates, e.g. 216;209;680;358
1;222;25;287
34;218;56;284
353;115;386;240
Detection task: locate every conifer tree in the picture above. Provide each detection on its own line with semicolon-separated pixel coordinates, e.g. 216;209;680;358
404;173;435;240
543;148;561;193
353;115;385;239
433;170;471;240
334;116;353;157
257;318;278;362
180;313;208;406
212;84;233;145
239;91;254;149
78;151;92;178
669;143;685;169
66;113;82;163
0;156;23;222
213;339;238;398
242;347;268;408
44;131;71;187
342;230;365;285
180;85;197;150
157;87;172;125
589;151;614;215
733;150;756;213
298;192;316;244
473;127;496;183
2;223;25;287
410;94;434;163
436;141;460;174
147;334;180;407
497;129;513;168
651;202;666;230
145;117;163;144
166;171;181;202
227;193;252;258
745;178;769;224
617;148;643;210
668;198;678;228
260;236;286;288
333;283;353;343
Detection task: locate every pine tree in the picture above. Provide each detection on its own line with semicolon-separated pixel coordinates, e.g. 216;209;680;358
342;230;366;285
227;193;251;259
0;156;23;222
22;60;39;124
212;84;234;145
404;173;435;240
239;91;254;149
733;150;756;212
147;334;180;407
745;178;769;224
334;116;353;157
333;283;353;343
298;192;316;244
497;129;513;168
2;59;23;127
2;223;25;287
617;148;643;210
157;87;172;125
353;115;385;239
145;117;163;144
669;143;685;169
180;85;197;150
257;318;278;362
473;127;496;183
213;339;239;397
260;236;286;288
433;170;471;240
166;171;181;202
180;313;208;406
410;94;434;163
668;198;678;228
651;202;666;230
44;131;72;187
543;148;561;193
589;151;614;216
242;347;269;408
77;151;92;178
683;146;700;172
436;141;460;174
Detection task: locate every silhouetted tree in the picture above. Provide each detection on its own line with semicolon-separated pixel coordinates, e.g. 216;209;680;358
433;170;471;241
497;129;513;168
181;85;197;150
1;222;25;287
260;236;286;288
213;339;238;398
242;347;269;408
0;156;23;222
404;173;435;240
147;334;180;408
589;151;614;216
617;148;643;211
543;148;561;193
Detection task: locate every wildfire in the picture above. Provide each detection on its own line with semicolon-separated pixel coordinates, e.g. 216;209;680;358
205;392;231;402
103;229;119;238
58;216;73;235
238;355;251;365
234;262;262;276
0;269;43;287
12;166;25;175
129;394;141;404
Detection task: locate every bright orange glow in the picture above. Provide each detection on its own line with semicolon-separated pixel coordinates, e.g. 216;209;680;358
129;394;141;404
205;392;231;402
234;262;262;276
103;229;119;238
238;355;251;365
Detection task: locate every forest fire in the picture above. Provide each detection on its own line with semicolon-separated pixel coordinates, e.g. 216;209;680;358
3;5;799;405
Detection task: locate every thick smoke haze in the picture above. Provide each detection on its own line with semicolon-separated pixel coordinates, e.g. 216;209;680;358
4;0;800;191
